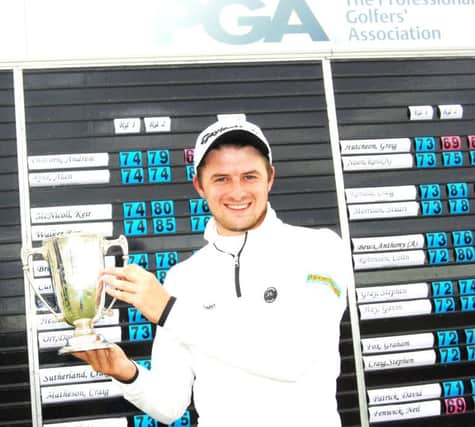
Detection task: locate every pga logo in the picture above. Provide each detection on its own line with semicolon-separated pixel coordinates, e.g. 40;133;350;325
159;0;328;44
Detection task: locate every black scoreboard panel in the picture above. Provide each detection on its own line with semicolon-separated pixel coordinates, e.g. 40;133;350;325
22;62;358;426
333;58;475;425
0;71;32;426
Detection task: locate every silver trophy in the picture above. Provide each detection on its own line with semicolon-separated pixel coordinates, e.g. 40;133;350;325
21;233;128;354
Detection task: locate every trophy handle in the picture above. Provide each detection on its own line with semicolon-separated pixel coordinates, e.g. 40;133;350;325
102;234;129;314
20;246;64;320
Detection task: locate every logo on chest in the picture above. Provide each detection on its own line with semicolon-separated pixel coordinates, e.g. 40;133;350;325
263;287;278;303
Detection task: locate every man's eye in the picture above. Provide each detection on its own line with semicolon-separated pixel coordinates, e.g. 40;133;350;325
244;175;257;181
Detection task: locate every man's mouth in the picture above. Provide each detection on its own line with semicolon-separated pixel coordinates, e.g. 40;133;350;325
226;203;250;211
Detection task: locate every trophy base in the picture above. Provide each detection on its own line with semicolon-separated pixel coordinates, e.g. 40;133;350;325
58;334;113;355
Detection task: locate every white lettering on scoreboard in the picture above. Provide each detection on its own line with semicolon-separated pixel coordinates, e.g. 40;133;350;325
356;283;429;303
342;154;414;171
114;118;141;134
30;204;112;224
29;170;110;187
44;418;127;427
408;105;434;121
363;349;436;371
31;221;113;241
37;326;122;349
345;185;417;204
352;234;425;253
144;116;171;133
28;153;109;170
41;381;121;404
348;201;419;220
36;309;119;331
361;333;434;355
369;400;441;423
368;383;441;406
340;138;411;154
359;299;432;320
40;364;108;386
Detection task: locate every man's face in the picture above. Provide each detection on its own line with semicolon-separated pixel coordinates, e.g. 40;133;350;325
193;145;275;236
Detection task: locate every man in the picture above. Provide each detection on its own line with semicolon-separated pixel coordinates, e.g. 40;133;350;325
74;118;351;426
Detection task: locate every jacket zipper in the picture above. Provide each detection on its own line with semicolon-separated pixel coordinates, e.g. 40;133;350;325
214;232;248;298
233;254;241;297
233;232;247;297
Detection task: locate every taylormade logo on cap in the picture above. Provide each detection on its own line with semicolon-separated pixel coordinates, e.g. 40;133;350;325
194;119;272;173
200;125;240;146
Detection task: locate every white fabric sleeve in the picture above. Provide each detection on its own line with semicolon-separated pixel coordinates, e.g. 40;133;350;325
113;326;194;424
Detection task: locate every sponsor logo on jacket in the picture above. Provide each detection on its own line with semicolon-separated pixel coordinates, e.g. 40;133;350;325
306;274;341;297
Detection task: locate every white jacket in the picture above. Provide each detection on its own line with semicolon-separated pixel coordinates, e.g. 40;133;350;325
117;205;350;426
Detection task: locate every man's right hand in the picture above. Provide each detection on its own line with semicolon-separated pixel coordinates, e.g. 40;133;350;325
72;344;138;382
100;264;172;324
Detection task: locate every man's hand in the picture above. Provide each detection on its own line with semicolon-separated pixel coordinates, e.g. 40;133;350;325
101;264;171;323
72;344;137;382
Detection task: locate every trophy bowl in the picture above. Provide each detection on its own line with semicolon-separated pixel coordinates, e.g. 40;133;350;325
21;233;128;354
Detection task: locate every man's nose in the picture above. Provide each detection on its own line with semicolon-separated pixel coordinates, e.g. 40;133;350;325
228;179;246;199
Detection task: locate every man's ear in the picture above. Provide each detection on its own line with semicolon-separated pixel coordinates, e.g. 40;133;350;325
267;166;276;191
192;175;205;198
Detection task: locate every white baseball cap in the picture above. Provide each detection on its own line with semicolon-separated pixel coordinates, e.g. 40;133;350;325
193;119;272;173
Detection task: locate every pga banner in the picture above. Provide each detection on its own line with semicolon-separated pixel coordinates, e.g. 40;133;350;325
1;0;475;61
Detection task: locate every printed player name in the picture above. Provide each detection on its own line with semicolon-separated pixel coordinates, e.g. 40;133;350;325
32;260;49;277
31;222;113;241
369;400;441;423
40;364;107;386
359;299;432;320
348;201;419;220
345;185;417;204
41;381;121;404
38;326;121;349
29;170;110;187
356;283;429;303
340;138;411;154
36;309;119;331
363;349;436;371
28;153;109;171
353;250;426;270
30;204;112;224
342;154;413;171
32;256;115;279
361;332;434;355
368;383;441;406
34;277;53;293
352;234;424;253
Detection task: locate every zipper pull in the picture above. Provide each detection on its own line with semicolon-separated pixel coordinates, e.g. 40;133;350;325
234;254;241;298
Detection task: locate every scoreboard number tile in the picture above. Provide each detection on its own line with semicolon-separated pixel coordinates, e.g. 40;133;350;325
119;151;143;167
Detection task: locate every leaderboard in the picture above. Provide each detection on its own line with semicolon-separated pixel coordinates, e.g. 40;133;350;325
19;62;352;427
340;95;475;424
26;114;201;427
